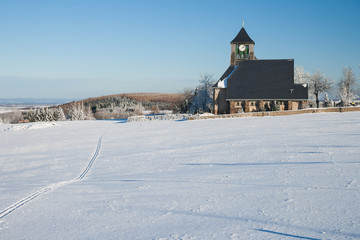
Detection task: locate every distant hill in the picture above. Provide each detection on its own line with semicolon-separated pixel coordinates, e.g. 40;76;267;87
61;93;185;107
67;93;185;103
60;93;189;119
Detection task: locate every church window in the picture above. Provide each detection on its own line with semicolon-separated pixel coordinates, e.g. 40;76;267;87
236;44;239;59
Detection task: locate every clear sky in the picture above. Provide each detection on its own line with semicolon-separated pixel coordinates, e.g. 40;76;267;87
0;0;359;99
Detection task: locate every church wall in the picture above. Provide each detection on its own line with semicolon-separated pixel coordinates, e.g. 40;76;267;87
213;88;228;114
229;101;245;113
228;100;306;114
230;44;236;65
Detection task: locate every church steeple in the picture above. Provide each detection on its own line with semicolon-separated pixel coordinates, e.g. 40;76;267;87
231;27;255;45
230;25;256;65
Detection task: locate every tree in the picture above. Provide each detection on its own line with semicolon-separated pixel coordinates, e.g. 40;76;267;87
53;107;66;121
68;102;94;121
190;73;215;114
308;70;333;108
323;93;333;107
26;107;67;122
338;67;358;106
178;87;194;113
294;65;309;84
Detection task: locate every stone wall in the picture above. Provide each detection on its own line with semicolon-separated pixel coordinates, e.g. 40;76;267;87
128;114;190;122
189;106;360;120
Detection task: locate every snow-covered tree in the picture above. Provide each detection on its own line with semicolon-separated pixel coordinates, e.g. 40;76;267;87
27;108;44;122
323;93;333;107
26;107;63;122
0;111;24;123
190;73;215;114
308;70;333;108
69;103;85;120
67;103;94;121
294;65;309;84
53;107;66;121
338;67;358;106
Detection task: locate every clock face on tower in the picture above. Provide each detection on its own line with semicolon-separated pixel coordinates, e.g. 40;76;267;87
239;44;246;52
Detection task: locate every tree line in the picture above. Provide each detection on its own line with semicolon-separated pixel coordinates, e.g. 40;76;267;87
295;66;359;108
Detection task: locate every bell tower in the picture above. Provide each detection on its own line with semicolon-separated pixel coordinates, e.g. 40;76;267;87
230;22;256;65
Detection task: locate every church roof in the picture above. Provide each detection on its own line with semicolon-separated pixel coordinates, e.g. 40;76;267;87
222;59;308;100
213;65;237;88
230;27;255;44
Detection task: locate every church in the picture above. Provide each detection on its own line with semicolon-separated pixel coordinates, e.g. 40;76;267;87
213;25;308;114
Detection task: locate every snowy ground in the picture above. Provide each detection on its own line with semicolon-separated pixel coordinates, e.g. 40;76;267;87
0;112;359;240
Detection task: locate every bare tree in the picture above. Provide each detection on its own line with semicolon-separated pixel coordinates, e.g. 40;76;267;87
294;65;309;84
190;73;215;114
308;70;333;108
338;67;358;106
178;87;194;113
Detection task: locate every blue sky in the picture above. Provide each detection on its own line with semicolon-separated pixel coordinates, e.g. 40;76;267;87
0;0;359;99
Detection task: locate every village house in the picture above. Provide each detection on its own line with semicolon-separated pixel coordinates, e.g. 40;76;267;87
213;25;308;114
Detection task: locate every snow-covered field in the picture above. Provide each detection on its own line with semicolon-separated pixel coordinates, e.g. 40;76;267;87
0;112;359;240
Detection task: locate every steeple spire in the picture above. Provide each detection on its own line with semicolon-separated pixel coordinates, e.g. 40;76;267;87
230;27;255;44
242;20;244;28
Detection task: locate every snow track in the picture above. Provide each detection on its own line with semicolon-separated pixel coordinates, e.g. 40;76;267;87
0;133;105;219
76;135;103;180
0;186;52;219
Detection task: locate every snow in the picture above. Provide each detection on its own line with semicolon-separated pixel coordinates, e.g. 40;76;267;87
1;122;58;131
0;112;360;239
128;114;189;122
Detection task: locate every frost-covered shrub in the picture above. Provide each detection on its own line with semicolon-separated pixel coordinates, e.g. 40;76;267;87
0;111;24;124
85;97;146;119
67;103;94;121
150;105;161;114
93;105;145;120
323;93;334;107
271;101;280;111
26;107;67;122
85;97;142;111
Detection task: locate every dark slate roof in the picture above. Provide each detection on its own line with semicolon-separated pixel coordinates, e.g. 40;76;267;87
230;27;255;44
226;59;308;100
219;65;235;80
213;65;235;87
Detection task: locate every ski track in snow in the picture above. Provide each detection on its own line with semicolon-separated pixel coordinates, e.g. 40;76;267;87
0;131;105;219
